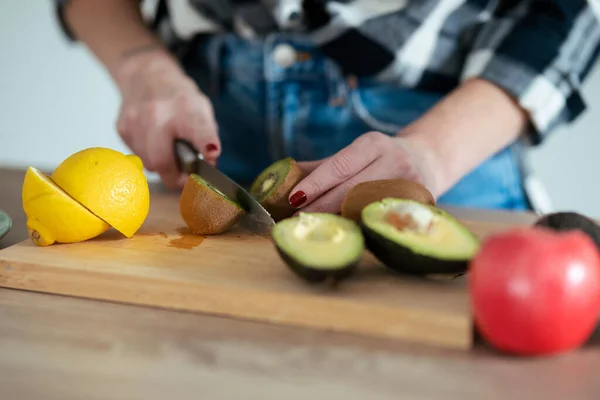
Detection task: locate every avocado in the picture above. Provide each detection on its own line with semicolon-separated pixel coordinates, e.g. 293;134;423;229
179;174;246;235
250;157;306;221
341;179;436;222
272;212;364;285
360;198;479;275
535;211;600;250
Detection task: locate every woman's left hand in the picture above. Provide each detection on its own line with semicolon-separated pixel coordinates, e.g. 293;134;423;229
288;131;441;214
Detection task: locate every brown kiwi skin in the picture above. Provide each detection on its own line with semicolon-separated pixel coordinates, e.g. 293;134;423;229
179;175;246;235
256;159;306;221
341;179;435;223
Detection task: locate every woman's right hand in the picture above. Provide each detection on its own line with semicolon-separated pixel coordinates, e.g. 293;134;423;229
114;50;221;191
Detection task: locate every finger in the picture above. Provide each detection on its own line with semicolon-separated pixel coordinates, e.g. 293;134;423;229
153;126;183;192
296;157;396;215
159;170;185;191
177;98;222;162
183;118;221;162
145;120;179;178
115;109;132;144
288;132;387;209
116;107;144;154
119;102;170;173
176;173;189;188
296;157;330;174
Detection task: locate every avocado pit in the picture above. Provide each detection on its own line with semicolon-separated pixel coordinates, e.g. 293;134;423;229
292;214;347;243
384;202;435;235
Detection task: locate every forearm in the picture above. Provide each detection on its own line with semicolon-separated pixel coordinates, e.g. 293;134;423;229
62;0;178;88
400;78;529;197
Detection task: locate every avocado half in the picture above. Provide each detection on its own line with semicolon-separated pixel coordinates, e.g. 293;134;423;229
250;157;306;221
535;211;600;250
272;212;365;285
179;174;246;235
360;198;480;275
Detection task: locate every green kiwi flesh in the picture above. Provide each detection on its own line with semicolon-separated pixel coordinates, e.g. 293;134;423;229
250;157;305;221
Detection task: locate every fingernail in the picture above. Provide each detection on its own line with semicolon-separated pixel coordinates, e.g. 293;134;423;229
205;143;218;152
289;191;307;208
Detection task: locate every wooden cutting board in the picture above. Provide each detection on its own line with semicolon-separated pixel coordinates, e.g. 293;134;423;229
0;194;532;350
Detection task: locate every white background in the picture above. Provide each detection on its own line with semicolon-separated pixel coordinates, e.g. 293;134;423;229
1;2;597;215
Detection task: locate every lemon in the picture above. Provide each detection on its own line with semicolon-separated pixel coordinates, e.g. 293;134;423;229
22;167;111;246
127;154;144;171
50;147;150;238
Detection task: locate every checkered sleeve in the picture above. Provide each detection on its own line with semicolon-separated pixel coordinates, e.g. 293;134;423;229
461;0;600;145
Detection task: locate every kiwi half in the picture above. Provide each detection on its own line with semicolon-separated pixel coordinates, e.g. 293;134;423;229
180;174;246;235
250;157;306;221
341;179;436;223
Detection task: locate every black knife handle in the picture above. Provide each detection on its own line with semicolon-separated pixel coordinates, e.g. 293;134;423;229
174;139;205;175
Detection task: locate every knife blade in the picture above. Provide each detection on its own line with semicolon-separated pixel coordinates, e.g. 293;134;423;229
173;139;276;235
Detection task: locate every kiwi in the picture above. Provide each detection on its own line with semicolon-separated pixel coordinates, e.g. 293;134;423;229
535;211;600;250
341;179;436;222
250;157;306;221
180;174;246;235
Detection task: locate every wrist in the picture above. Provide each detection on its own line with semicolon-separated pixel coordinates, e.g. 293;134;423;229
393;132;446;199
395;78;528;198
113;46;183;91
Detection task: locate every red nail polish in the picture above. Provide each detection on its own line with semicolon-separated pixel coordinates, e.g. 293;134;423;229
289;191;307;208
205;143;218;152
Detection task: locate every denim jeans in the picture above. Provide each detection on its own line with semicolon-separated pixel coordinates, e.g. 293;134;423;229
180;33;531;211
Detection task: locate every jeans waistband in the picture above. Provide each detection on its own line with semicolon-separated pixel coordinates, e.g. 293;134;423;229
181;32;362;83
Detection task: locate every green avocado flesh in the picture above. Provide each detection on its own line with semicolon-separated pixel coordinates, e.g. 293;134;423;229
250;158;293;202
191;174;243;210
360;198;479;275
272;212;364;283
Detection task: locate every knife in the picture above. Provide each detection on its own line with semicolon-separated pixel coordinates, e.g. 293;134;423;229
173;139;276;235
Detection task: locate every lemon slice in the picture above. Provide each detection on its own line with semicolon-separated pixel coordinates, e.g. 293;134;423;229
22;167;111;246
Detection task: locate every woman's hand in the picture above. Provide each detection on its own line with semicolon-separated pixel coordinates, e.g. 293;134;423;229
289;131;441;214
115;51;221;190
288;78;531;214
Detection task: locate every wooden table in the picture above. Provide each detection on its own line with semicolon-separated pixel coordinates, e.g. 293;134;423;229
1;166;600;400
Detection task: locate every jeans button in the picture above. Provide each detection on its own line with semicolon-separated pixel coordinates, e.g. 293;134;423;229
272;43;297;68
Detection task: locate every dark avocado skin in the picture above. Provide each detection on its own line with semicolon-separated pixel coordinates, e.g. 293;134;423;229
359;220;469;275
535;212;600;249
275;247;359;285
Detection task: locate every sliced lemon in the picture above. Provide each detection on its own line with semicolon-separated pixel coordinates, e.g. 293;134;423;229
22;167;111;246
50;147;150;238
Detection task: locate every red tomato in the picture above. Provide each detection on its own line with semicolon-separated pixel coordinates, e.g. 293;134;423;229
469;227;600;356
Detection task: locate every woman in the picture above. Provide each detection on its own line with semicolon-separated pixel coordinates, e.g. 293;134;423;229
54;0;600;214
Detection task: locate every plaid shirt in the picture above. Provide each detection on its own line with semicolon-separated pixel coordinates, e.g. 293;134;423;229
55;0;600;144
